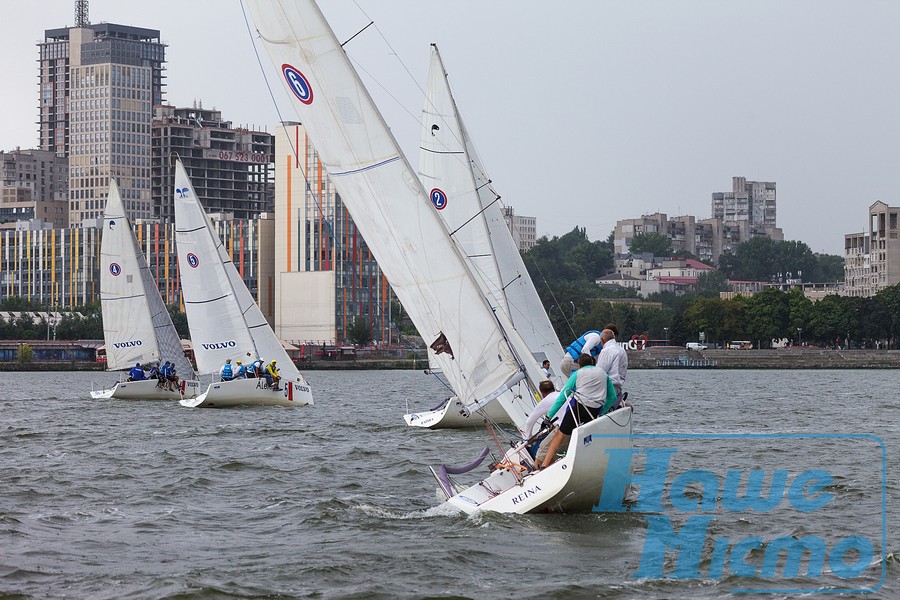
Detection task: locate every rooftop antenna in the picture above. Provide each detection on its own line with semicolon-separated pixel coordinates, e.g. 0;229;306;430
75;0;89;27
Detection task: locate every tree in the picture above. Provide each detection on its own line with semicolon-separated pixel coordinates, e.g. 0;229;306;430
347;316;372;346
744;287;789;346
17;343;34;364
167;304;190;339
628;233;672;257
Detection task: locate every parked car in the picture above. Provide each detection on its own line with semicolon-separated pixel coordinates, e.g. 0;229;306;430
685;342;708;351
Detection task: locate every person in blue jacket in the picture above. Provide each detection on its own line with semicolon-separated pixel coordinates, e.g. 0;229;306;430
127;362;146;382
235;359;248;379
559;330;603;378
220;358;234;382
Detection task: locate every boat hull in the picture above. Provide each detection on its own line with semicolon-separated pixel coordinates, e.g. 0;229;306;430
444;406;634;514
179;378;314;408
90;378;201;400
404;396;514;429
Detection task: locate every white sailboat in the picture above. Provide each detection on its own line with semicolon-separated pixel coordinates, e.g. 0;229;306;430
245;0;632;513
406;44;565;429
173;161;313;408
92;179;200;400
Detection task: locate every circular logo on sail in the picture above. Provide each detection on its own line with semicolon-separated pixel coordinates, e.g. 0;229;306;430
282;64;314;105
430;188;448;210
187;253;200;268
109;263;121;276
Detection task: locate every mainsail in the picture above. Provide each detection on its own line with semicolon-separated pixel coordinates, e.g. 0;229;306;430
100;179;192;376
246;0;545;415
419;44;563;369
173;161;300;381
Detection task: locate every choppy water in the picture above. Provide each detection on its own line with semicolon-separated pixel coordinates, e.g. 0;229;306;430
1;369;897;598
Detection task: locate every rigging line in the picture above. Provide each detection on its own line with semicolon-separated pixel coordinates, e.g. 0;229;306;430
341;20;374;47
240;1;410;350
527;253;576;340
347;5;472;176
448;196;501;238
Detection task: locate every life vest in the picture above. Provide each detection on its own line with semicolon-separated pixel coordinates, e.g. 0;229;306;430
266;363;279;377
221;363;234;380
565;330;603;359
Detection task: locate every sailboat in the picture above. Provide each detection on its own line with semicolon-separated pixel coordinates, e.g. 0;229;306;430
405;44;565;429
245;0;632;513
173;161;313;408
91;179;200;400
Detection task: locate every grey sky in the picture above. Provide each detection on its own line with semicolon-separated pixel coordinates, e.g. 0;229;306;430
2;0;898;256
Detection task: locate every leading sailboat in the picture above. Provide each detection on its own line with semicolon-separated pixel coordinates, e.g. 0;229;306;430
92;179;200;400
246;0;632;513
406;44;565;429
173;161;313;408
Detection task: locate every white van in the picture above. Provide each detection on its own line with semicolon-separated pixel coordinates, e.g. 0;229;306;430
686;342;708;351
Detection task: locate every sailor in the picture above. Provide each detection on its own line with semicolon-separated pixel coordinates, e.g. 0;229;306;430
540;353;617;468
597;326;628;406
167;361;179;391
148;361;160;380
127;362;146;382
559;330;603;379
523;380;560;461
265;359;281;391
220;358;234;382
235;359;248;379
157;361;171;388
251;357;264;379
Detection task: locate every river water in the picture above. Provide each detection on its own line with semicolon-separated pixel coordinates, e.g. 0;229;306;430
1;369;897;599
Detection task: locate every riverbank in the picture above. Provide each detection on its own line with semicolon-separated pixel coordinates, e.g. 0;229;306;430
4;347;900;371
627;347;900;369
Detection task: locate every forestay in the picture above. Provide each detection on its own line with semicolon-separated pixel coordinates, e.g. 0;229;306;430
246;0;545;409
100;179;192;376
419;45;563;369
173;161;299;380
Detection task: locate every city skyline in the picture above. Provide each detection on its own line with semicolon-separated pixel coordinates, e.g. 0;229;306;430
2;0;899;255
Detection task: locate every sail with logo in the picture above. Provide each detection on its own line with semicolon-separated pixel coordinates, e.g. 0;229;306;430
245;0;634;513
91;179;200;400
246;0;545;432
404;44;565;429
173;161;313;408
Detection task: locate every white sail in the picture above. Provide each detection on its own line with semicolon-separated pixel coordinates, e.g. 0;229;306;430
419;45;563;369
173;161;300;382
99;179;193;376
246;0;545;416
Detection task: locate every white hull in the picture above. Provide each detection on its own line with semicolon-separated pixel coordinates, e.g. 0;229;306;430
404;396;514;429
90;378;201;400
179;377;313;408
440;406;634;514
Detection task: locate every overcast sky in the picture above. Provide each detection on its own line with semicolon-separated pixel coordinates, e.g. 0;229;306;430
2;0;899;255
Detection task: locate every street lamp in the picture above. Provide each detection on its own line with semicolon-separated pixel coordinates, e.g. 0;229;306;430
663;327;669;346
797;327;802;347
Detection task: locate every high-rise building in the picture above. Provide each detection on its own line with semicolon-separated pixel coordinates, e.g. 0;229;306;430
843;201;900;297
273;123;391;345
38;4;165;225
712;176;777;228
0;149;69;229
151;105;274;222
501;206;537;251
